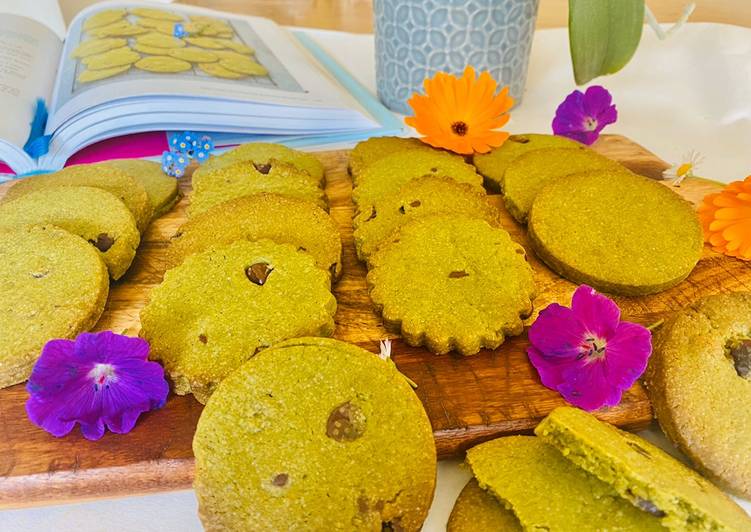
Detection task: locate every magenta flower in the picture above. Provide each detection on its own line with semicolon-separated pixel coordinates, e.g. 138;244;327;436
527;285;651;411
26;332;169;441
552;85;617;145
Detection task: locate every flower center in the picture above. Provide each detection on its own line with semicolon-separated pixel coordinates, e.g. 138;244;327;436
451;121;469;136
583;116;598;132
89;363;117;390
676;162;693;178
579;335;607;362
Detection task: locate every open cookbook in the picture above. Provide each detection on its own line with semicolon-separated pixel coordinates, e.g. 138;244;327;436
0;0;399;175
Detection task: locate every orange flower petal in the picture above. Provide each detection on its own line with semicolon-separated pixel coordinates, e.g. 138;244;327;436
699;176;751;260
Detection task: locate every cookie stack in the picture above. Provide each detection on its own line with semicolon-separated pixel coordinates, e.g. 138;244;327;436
450;407;751;531
141;143;341;404
0;160;179;388
350;137;536;356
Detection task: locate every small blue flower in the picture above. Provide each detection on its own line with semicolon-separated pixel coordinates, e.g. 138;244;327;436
161;150;189;178
173;23;187;38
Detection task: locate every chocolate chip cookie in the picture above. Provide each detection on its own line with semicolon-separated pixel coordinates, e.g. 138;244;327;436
645;292;751;498
140;240;336;403
193;337;436;531
367;215;535;355
0;225;108;388
349;136;431;183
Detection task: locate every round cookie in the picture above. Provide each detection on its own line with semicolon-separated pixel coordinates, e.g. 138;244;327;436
367;214;535;355
140;240;336;403
195;142;325;185
0;225;109;389
352;149;483;214
166;193;342;279
503;148;627;223
188;159;327;217
472;133;584;192
645;292;751;498
5;163;153;232
71;38;127;59
107;159;181;219
349;136;431;183
528;170;702;296
0;186;140;280
466;436;663;531
447;479;521;532
353;175;501;262
135;56;192;73
78;65;130;83
535;406;751;531
81;47;140;70
193;337;436;531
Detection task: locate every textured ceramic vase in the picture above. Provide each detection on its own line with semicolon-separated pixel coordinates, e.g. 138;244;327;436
374;0;539;114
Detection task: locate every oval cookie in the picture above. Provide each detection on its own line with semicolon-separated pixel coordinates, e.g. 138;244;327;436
131;43;171;55
71;38;127;59
528;170;703;295
198;62;245;79
82;47;140;70
185;36;226;49
218;57;267;76
0;225;109;389
0;186;140;280
107;159;181;219
90;21;147;38
214;39;254;54
129;8;183;21
167;192;341;278
135;32;186;49
193;337;436;530
367;214;535;355
140;240;337;403
83;9;126;31
135;56;192;73
168;47;218;63
78;65;130;83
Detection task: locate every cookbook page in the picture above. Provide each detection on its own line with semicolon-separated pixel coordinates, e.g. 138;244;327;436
47;1;368;133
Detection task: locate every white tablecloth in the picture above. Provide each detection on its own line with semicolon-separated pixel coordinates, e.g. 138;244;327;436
4;20;751;532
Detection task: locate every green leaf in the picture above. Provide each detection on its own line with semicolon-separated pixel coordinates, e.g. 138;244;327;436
569;0;645;85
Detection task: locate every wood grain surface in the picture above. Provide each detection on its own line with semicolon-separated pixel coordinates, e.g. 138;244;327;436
1;135;750;508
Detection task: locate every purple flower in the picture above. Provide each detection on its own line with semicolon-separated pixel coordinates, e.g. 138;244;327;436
26;332;169;441
552;85;617;145
527;285;651;411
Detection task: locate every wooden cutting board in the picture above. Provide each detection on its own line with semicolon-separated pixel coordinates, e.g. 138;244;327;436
1;135;750;507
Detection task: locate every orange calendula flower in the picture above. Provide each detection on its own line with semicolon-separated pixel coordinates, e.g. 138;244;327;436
405;66;514;155
698;175;751;260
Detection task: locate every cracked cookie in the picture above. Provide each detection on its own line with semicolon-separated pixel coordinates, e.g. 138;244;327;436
447;479;521;532
348;136;431;183
193;337;436;531
535;407;751;531
645;292;751;499
466;435;663;531
166;193;342;280
0;225;109;389
0;186;140;280
107;159;181;219
4;163;152;232
528;169;703;296
195;142;325;185
140;240;336;403
189;159;327;217
472;133;584;192
352;149;483;215
353;175;500;262
367;214;535;355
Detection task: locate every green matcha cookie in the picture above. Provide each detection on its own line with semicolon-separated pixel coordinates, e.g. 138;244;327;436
0;186;140;280
536;406;751;531
193;337;436;531
140;240;336;403
467;436;663;531
188;159;327;217
645;293;751;499
166;193;342;279
472;133;584;192
528;170;703;295
354;175;500;262
5;163;153;232
195;142;325;185
447;479;521;532
503;148;627;223
0;225;109;389
367;215;535;355
107;159;181;219
348;136;430;182
352;149;483;214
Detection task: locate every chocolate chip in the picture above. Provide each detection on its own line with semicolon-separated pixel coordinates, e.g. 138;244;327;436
245;263;273;285
398;205;406;214
430;167;438;172
382;519;404;532
253;162;272;174
728;339;751;379
627;440;652;459
365;206;377;221
511;135;530;144
272;473;288;487
449;270;469;279
635;497;666;518
297;246;307;252
326;401;366;442
409;200;421;207
89;233;114;252
198;333;208;344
